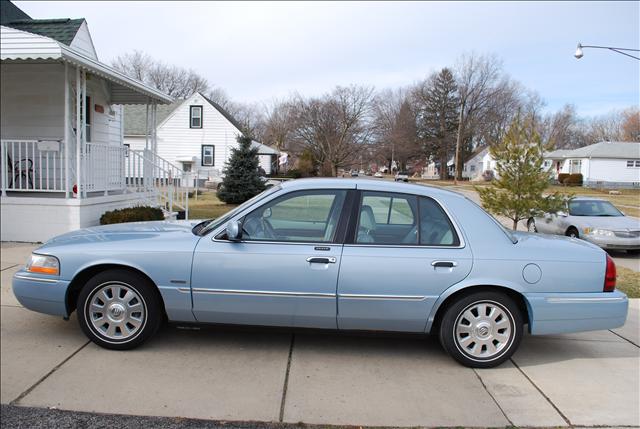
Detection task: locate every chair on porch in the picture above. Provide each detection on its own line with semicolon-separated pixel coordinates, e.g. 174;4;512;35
7;154;34;189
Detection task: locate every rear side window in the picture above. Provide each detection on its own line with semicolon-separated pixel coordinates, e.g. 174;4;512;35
354;192;460;246
419;197;460;246
357;192;418;244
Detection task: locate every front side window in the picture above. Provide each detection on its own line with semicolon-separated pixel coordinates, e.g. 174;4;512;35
242;190;347;242
190;105;203;128
202;145;214;166
356;192;418;244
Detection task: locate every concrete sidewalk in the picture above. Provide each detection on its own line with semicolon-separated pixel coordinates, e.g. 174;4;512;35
1;242;638;427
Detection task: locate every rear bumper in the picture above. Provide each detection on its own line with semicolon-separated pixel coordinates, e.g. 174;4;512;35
12;270;70;317
525;290;628;335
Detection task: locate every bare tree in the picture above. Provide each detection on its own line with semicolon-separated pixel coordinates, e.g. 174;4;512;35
291;86;375;176
621;107;640;141
371;88;421;171
260;100;297;151
453;53;508;181
112;50;210;98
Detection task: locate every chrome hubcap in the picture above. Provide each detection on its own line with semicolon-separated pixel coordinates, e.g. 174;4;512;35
528;222;536;232
87;282;146;341
455;301;513;360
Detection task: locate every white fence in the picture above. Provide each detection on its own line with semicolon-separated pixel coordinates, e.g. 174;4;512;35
1;139;190;218
1;139;67;193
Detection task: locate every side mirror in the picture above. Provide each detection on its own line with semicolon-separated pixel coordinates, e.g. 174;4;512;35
225;220;242;241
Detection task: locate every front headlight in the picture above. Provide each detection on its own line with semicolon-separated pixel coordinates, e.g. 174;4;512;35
26;254;60;275
584;228;614;237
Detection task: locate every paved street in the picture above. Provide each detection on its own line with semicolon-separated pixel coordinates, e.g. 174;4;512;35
1;242;639;428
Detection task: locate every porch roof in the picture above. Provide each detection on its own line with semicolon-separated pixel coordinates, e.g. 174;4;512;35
0;25;173;105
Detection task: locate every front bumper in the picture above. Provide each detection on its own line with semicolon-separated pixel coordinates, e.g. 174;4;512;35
525;290;628;335
12;270;70;317
583;234;640;250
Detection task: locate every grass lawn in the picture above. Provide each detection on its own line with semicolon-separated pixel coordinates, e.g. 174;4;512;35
617;265;640;298
187;190;236;220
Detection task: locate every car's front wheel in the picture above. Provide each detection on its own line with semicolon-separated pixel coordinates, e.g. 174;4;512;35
77;269;163;350
527;218;537;233
439;291;523;368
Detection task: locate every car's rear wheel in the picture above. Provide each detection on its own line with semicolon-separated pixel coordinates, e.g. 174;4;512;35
77;269;162;350
527;218;537;233
439;291;523;368
566;227;579;238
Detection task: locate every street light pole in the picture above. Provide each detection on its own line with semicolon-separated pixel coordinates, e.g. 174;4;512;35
574;43;640;60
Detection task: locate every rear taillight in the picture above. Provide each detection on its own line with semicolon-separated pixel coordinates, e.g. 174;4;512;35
604;254;616;292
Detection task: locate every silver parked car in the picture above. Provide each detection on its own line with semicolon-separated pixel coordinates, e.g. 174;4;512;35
528;197;640;254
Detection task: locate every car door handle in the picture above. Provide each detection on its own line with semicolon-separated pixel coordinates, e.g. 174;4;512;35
431;261;457;268
307;257;337;264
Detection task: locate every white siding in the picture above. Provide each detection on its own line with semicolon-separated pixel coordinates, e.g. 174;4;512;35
69;20;98;60
1;63;65;140
588;158;640;183
155;93;242;176
0;26;62;60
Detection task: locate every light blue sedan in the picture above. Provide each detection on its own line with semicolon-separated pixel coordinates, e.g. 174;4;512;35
12;179;628;368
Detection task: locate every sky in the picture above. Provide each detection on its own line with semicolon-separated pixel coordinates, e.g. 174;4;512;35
14;1;640;117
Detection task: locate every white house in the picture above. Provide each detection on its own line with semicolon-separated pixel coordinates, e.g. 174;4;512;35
461;146;494;181
123;93;280;185
545;141;640;187
1;1;178;242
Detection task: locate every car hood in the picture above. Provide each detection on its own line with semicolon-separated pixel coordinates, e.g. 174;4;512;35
568;215;640;230
39;220;204;248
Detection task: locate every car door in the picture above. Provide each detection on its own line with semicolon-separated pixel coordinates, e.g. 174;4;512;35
190;188;351;329
337;191;473;332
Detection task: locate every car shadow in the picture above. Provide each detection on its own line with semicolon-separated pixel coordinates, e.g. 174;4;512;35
143;323;638;367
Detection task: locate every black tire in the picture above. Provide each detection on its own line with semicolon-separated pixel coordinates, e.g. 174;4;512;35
566;227;579;238
439;291;523;368
527;218;537;233
77;269;163;350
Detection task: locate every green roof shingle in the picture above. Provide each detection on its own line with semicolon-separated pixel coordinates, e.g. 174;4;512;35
5;18;84;46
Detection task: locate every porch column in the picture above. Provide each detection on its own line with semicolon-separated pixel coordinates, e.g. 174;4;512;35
145;103;149;151
81;70;87;198
64;63;70;198
76;67;82;199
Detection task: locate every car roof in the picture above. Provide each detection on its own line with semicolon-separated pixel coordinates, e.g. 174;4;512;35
279;178;466;199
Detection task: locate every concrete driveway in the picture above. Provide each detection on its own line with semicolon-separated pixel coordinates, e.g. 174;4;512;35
1;242;638;427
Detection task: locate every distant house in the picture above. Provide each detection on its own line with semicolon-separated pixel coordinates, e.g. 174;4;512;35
545;141;640;187
461;146;492;181
123;92;280;185
1;0;174;242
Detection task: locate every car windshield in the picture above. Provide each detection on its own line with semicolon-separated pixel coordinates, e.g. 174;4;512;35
196;185;282;236
568;200;623;217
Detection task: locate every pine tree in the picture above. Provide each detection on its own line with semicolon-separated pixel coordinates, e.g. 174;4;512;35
477;115;568;230
217;136;266;204
416;68;459;179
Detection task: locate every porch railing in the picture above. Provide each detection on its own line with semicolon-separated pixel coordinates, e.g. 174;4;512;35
1;139;190;219
1;139;66;193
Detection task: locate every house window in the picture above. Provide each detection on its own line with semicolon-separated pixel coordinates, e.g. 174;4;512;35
190;105;203;128
123;143;130;157
470;165;476;172
569;159;582;174
201;145;214;166
627;160;640;168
